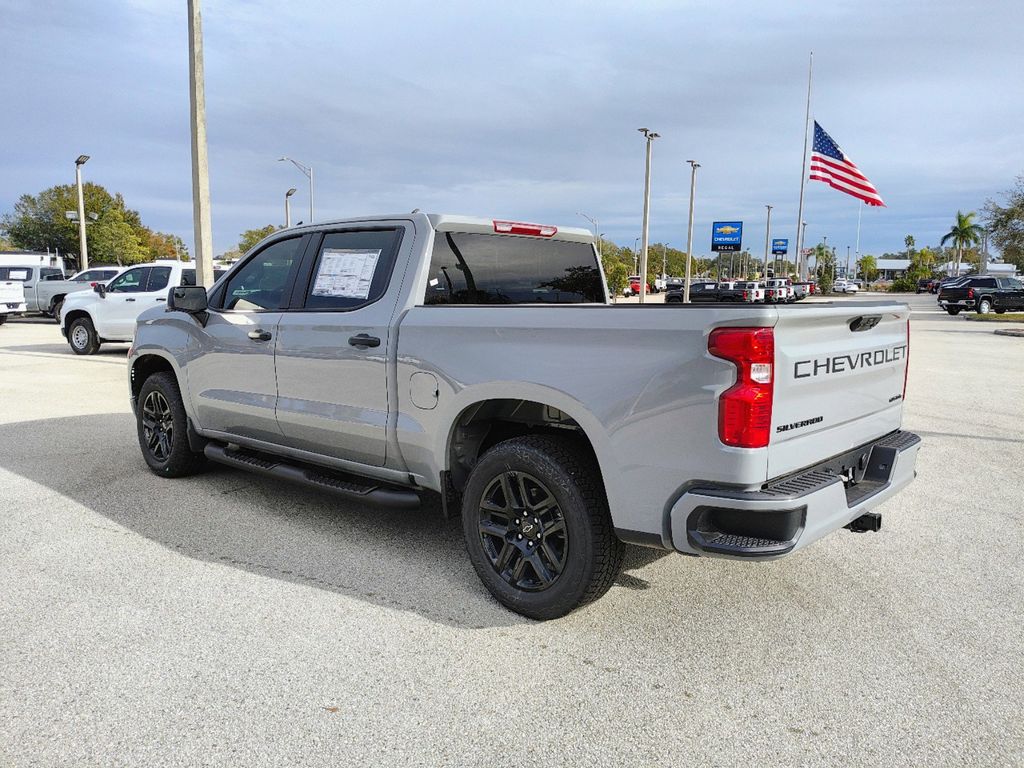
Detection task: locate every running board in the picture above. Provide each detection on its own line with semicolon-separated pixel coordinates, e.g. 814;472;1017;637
203;443;420;510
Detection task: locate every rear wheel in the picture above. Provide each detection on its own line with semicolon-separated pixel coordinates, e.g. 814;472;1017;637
68;317;100;355
461;435;624;620
0;314;7;325
977;298;992;314
946;307;961;316
50;299;63;322
996;308;1006;315
136;372;206;477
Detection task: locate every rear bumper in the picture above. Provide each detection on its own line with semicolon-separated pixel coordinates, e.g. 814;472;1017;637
3;302;27;313
668;430;921;559
939;299;973;309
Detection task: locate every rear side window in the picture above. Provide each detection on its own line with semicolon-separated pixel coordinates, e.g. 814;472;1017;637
0;267;33;281
41;268;63;280
147;267;172;292
181;268;227;286
222;237;302;311
974;278;997;288
425;232;604;305
301;229;402;310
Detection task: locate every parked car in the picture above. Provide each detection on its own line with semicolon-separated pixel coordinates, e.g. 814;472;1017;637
623;275;654;296
34;266;124;319
0;278;27;325
792;281;816;298
0;264;65;315
126;212;920;620
664;280;718;303
765;278;794;303
734;281;764;303
834;279;860;294
916;278;933;294
937;275;1024;315
60;261;227;354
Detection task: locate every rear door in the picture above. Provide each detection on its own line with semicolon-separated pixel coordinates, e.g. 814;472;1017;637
273;225;410;466
768;304;910;479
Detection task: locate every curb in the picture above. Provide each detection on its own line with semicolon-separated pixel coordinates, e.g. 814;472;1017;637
994;328;1024;338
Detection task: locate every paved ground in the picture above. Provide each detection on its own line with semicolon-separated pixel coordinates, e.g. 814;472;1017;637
1;296;1022;767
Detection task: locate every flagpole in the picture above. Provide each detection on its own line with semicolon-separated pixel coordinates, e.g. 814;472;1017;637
795;51;813;280
854;201;863;280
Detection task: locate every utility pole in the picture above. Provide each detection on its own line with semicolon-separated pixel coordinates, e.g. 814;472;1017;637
577;212;600;261
188;0;215;286
633;237;639;273
279;157;314;224
74;155;90;270
846;245;851;280
763;204;773;280
637;128;659;302
683;160;699;302
661;244;667;281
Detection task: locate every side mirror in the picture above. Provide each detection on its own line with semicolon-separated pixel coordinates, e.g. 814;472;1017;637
93;283;106;297
167;285;209;314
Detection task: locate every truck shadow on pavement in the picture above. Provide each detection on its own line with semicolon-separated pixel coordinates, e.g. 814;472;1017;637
1;414;665;628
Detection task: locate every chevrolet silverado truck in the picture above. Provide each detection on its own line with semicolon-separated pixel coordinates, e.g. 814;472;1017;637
0;278;27;324
28;266;124;319
127;213;920;619
937;275;1024;315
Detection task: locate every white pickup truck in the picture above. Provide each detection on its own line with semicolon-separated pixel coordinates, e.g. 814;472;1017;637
0;278;27;325
126;213;920;619
61;261;226;354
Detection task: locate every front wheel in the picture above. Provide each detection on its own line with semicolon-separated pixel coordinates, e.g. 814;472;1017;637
461;435;624;620
0;314;7;326
136;372;206;477
68;316;100;355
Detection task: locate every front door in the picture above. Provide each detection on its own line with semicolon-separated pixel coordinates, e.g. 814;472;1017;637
185;236;305;443
95;266;152;338
274;226;408;467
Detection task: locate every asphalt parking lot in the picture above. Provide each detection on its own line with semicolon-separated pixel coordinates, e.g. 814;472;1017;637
1;294;1022;767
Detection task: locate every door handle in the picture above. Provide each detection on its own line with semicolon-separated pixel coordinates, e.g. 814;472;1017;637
348;333;381;348
247;329;272;341
155;297;165;302
125;298;136;302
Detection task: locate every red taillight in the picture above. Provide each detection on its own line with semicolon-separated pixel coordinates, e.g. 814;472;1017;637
743;290;749;300
708;327;774;448
492;220;557;237
967;287;974;299
903;317;910;401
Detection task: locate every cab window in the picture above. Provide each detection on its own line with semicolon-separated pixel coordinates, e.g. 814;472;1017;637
221;238;303;311
147;267;172;292
107;267;151;293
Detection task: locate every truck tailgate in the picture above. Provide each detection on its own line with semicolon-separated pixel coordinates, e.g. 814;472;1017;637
769;303;909;479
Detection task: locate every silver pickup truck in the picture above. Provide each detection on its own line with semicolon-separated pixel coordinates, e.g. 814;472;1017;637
128;213;920;619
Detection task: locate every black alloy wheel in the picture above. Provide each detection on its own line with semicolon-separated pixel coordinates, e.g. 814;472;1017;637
141;390;174;462
461;435;624;620
477;470;568;592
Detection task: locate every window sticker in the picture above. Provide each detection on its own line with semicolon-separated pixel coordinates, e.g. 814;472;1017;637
9;270;28;280
311;249;381;299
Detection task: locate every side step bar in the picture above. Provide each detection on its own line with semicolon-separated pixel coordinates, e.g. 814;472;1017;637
204;443;420;510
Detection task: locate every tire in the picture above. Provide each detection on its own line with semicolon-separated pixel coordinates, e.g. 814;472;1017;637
68;316;100;355
0;314;7;325
136;371;206;477
51;299;63;322
461;435;624;620
946;307;961;316
996;309;1006;315
977;298;992;314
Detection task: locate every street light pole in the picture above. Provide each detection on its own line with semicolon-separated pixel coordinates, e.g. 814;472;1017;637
188;0;215;287
763;204;773;279
637;128;659;303
285;187;297;227
683;160;699;303
279;157;314;223
74;155;90;270
633;237;640;274
577;212;600;261
801;221;808;278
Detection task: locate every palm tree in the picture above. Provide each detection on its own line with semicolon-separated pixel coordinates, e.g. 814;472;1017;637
940;211;983;277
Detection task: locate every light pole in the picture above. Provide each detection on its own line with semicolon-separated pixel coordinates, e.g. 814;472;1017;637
74;155;90;270
285;187;297;228
661;244;667;281
188;0;215;287
278;156;314;223
683;160;699;303
633;237;640;273
801;221;808;278
846;245;851;280
763;204;773;280
637;128;659;302
577;212;600;261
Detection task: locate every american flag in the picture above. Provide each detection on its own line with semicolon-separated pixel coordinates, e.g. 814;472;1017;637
809;122;885;207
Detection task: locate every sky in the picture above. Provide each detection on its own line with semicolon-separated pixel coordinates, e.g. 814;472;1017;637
2;0;1023;260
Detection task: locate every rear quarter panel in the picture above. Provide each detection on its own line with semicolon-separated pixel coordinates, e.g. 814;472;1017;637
395;305;778;542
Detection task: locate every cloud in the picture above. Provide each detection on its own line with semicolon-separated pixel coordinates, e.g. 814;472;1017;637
1;0;1022;258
